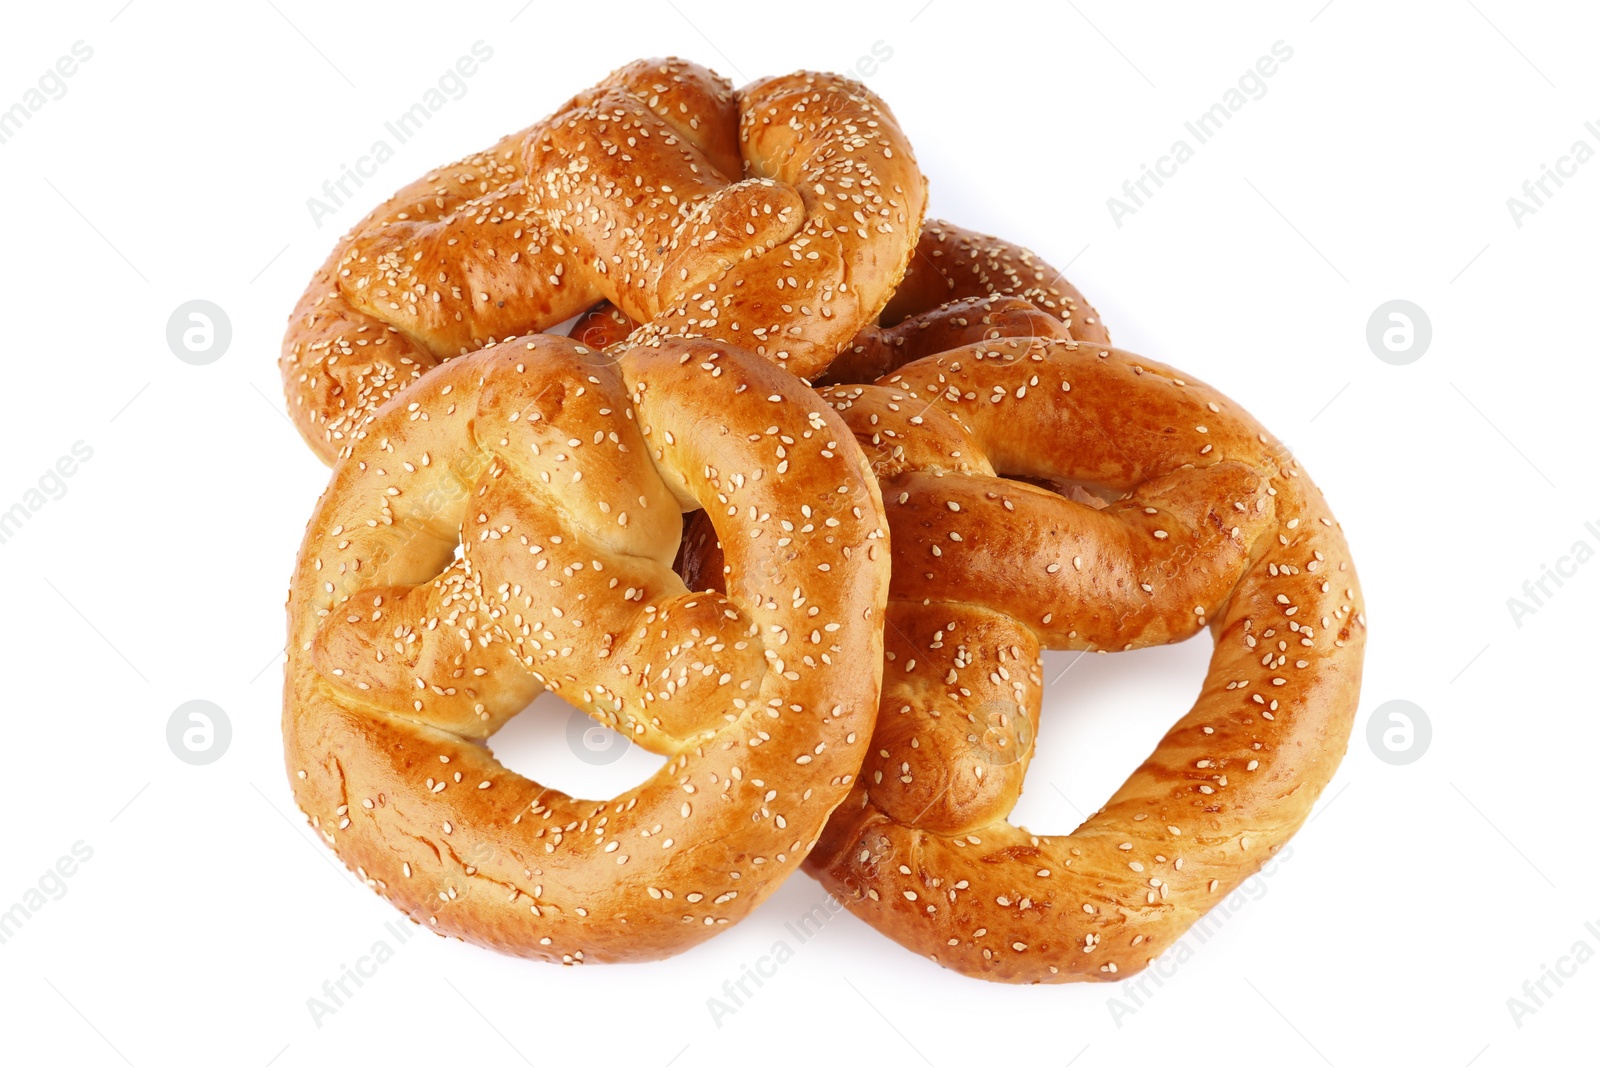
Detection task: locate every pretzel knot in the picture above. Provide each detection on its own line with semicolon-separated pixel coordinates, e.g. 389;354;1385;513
283;333;890;962
281;57;926;464
681;311;1366;982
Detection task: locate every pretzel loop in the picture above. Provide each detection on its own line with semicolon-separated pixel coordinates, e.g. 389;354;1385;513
284;333;891;962
803;332;1365;981
678;320;1365;982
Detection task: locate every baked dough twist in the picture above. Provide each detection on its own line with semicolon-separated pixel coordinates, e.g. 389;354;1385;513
681;307;1365;982
281;58;925;463
283;332;890;962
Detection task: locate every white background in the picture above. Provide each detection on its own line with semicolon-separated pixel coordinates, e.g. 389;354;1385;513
2;1;1595;1064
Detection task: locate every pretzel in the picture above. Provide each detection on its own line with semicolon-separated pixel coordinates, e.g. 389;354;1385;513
281;57;925;464
567;219;1111;374
679;313;1365;982
282;331;891;962
874;220;1110;340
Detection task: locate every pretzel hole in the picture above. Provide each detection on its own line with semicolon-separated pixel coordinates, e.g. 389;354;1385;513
1008;640;1214;832
487;689;668;801
1006;475;1121;509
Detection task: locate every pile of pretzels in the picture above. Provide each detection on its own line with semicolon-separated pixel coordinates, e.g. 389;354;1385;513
278;58;1365;983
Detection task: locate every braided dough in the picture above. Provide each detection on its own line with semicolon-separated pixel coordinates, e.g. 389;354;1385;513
281;58;925;464
680;307;1365;982
283;333;890;961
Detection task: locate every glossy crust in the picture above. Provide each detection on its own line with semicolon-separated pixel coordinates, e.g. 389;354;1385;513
283;333;890;962
883;221;1108;334
567;219;1110;384
528;69;926;381
681;313;1365;982
282;58;925;464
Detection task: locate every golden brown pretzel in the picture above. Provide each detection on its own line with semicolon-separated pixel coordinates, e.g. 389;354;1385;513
281;57;926;464
680;314;1365;982
282;332;890;962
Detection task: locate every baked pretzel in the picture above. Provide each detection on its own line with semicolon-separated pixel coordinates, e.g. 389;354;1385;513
679;310;1365;982
567;219;1111;372
281;57;925;464
872;219;1110;342
282;332;890;962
